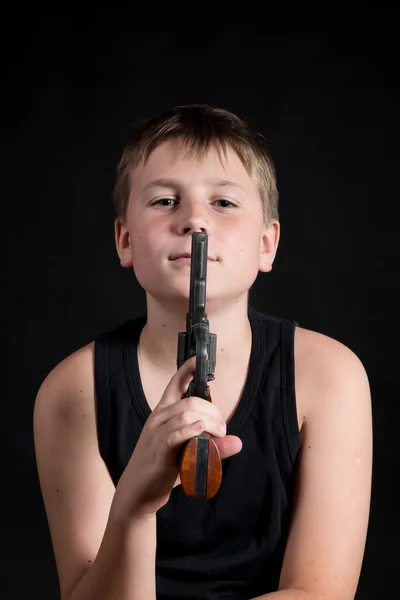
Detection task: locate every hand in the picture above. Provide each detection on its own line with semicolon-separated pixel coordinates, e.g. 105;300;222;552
113;355;243;520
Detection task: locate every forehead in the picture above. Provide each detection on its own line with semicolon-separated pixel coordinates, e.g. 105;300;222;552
130;138;258;194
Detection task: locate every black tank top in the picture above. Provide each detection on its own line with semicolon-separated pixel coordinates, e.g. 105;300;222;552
94;305;300;599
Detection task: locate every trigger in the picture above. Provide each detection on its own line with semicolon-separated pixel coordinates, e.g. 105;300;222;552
207;384;212;403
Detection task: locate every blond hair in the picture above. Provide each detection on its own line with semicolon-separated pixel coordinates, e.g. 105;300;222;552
112;104;279;224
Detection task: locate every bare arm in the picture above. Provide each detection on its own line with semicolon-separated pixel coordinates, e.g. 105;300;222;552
33;343;157;600
253;591;320;600
69;512;157;600
258;328;372;600
34;342;238;599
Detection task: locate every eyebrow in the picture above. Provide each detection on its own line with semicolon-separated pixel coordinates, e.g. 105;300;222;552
140;177;247;194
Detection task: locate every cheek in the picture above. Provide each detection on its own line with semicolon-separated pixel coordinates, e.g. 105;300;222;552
225;226;261;259
129;233;168;284
130;230;157;257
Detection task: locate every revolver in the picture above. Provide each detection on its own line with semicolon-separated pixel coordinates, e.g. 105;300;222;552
177;232;222;499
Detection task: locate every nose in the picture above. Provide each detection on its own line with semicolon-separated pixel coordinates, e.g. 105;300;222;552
173;199;211;235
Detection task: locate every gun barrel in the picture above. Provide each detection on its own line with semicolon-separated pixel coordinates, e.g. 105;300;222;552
189;232;208;322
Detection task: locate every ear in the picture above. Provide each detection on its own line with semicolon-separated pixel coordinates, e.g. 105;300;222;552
259;219;280;273
114;218;133;268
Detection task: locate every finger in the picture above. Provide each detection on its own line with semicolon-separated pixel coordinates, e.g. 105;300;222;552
212;435;243;460
155;394;225;428
164;418;206;450
156;355;197;409
166;412;227;439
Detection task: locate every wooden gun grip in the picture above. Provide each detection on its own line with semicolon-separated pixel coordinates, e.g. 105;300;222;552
179;386;222;499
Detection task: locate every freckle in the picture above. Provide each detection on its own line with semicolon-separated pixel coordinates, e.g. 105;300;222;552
308;445;311;449
163;323;166;327
303;416;306;420
56;489;59;492
88;560;92;563
46;384;49;387
80;389;83;392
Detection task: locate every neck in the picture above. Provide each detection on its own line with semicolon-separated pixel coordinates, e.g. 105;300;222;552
138;292;252;377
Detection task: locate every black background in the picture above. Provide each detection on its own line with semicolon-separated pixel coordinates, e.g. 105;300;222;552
2;17;398;600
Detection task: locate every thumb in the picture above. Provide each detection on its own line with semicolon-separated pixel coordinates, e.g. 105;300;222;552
213;434;243;460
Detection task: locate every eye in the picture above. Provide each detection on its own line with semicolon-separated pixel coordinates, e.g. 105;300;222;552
215;199;236;208
151;198;177;207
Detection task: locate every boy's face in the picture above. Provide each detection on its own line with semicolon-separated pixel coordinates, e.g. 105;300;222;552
115;139;279;306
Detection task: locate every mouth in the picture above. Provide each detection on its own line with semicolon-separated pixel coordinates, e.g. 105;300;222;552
170;253;217;262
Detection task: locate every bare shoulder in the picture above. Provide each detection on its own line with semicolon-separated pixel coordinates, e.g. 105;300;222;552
34;343;115;600
280;325;372;598
293;325;370;423
35;342;96;415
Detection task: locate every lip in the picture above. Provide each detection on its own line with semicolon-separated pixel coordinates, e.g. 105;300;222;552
171;257;217;265
170;253;217;262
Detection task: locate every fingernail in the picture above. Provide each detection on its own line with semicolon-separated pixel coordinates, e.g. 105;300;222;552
220;423;227;434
